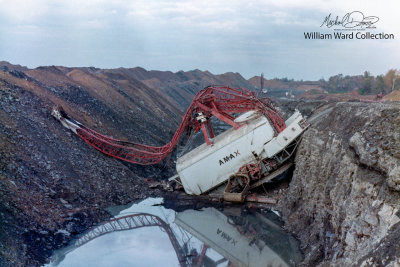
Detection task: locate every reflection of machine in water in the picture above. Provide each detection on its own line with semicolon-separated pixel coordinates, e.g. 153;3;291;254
50;206;302;267
50;213;195;267
175;208;303;267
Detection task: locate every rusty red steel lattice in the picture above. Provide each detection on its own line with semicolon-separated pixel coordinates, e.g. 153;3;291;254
71;85;286;165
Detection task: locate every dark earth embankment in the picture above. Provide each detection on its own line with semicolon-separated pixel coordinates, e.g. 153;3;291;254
0;63;184;266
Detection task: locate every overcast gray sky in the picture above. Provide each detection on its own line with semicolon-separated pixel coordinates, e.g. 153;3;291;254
0;0;399;80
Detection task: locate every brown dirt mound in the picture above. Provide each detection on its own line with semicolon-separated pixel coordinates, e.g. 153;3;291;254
383;90;400;101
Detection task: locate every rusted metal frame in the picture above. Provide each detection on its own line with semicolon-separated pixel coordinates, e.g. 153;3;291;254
200;123;212;145
206;120;214;138
77;129;156;154
224;174;250;203
195;100;242;143
211;109;242;129
77;129;166;165
196;245;208;267
249;162;293;190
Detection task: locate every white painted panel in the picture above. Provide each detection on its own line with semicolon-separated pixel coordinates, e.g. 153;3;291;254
177;111;306;195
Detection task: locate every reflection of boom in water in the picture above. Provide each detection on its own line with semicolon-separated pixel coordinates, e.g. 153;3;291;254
175;208;303;267
51;213;192;267
50;208;302;267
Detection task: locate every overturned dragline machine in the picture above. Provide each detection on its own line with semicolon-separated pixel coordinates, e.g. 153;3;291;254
52;86;308;202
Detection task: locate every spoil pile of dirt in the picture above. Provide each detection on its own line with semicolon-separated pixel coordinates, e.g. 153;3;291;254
383;90;400;101
0;63;181;266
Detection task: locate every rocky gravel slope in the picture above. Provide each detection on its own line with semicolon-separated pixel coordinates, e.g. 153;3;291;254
277;102;400;266
0;63;182;266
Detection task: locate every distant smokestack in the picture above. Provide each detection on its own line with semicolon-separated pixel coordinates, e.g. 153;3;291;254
258;73;264;97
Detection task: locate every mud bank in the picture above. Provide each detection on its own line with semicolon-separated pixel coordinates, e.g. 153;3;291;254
277;102;400;266
0;65;179;266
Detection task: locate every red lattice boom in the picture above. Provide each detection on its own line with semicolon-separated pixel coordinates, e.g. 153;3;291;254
54;86;286;165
